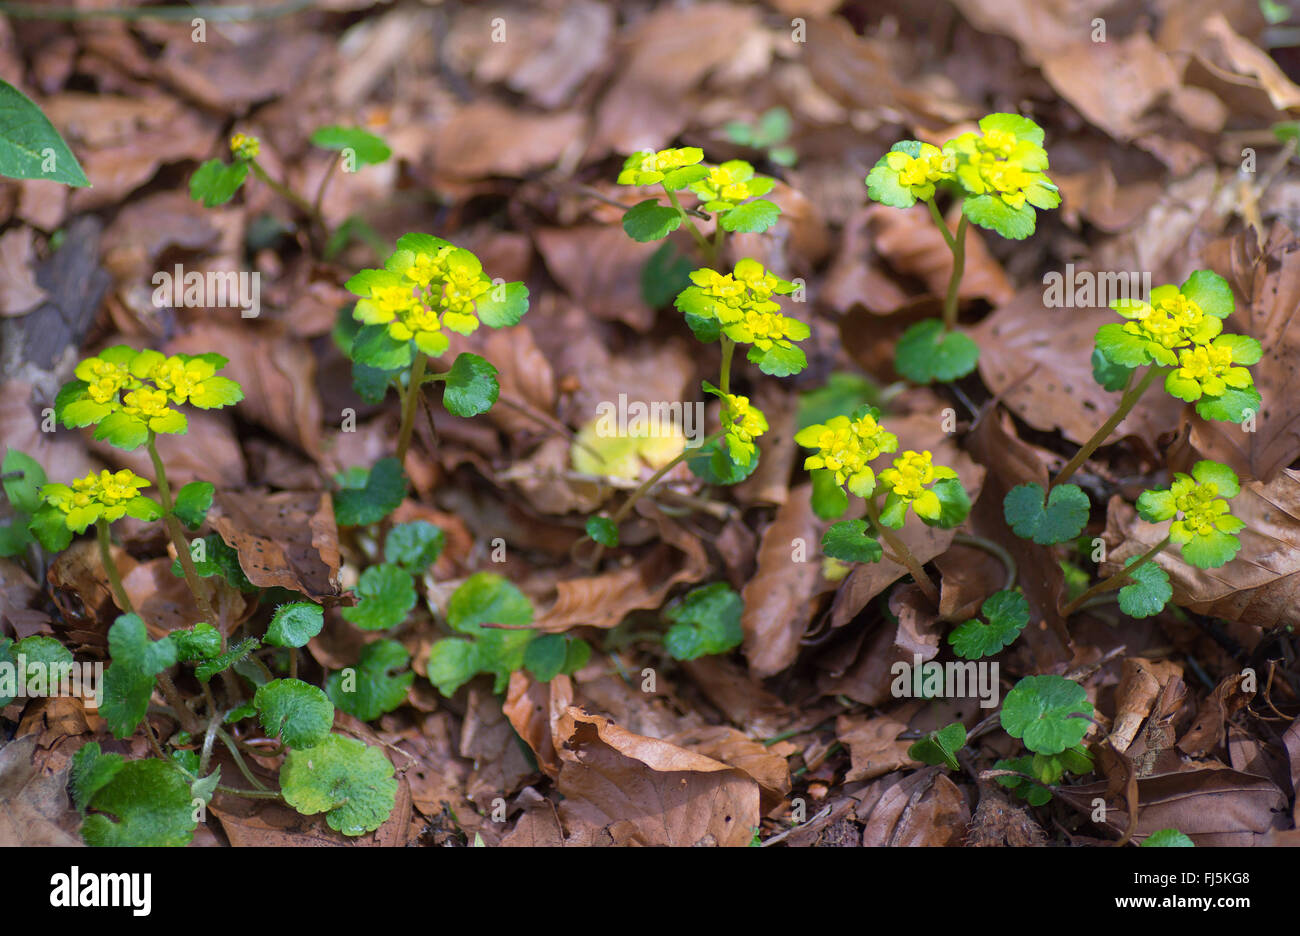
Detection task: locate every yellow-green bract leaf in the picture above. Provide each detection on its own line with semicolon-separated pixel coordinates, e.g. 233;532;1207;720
1001;675;1093;755
281;734;397;836
92;411;151;451
351;323;413;370
173;481;214;529
254;678;334;748
0;79;89;186
80;758;197;847
326;639;413;721
264;601;325;648
746;341;807;377
439;352;499;417
100;613;178;739
334;456;407;527
1195;385;1261;424
310;125;392;166
189;158;248;207
187;375;244;410
720;199;780;233
962;193;1037;240
341;563;416;631
662;582;743;661
475;280;529;328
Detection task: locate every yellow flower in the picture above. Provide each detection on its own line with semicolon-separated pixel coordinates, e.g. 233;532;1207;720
40;469;155;532
688;160;775;211
884;142;951;190
706;386;768;467
945;115;1057;212
617;147;704;186
1167;342;1253;401
230;133;260;160
878;450;958;523
795;413;899;497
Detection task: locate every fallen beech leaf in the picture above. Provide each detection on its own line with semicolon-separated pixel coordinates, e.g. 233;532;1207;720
820;584;941;706
1110;658;1184;754
554;706;760;846
535;226;657;332
860;766;970;846
429;102;585;179
0;228;49;316
460;686;536;807
1177;672;1254;757
868;202;1013;307
0;735;83;846
837;703;923;782
666;725;792;814
208;490;342;603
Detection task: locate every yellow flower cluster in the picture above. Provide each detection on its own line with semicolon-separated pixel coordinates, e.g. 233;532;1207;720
41;469;154;532
878;450;958;522
794;413;899;497
230;133;260;160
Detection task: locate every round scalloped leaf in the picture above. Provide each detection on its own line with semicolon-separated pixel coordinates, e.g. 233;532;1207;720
1179;528;1241;570
662;581;743;661
687;436;759;486
264;601;325;648
948;589;1029;659
1179;270;1233;320
810;468;849;520
720;199;780;233
280;734;397;836
622;199;682;242
171;622;222;661
821;519;883;564
440;352;499;417
1090;347;1133;391
1140;828;1194;847
351;323;413;370
1195;385;1261;424
189;158;248;207
309;125;392;165
425;638;479;697
1003;482;1089;545
80;758;197;847
334;457;407;527
1000;675;1093;755
1117;557;1171;618
962;194;1036;240
27;501;72;552
475;280;529;328
2;448;45;514
383;521;445;572
341;563;416;631
928;477;971;529
894;319;979;384
254;678;334;748
326;639;413;721
68;742;124;816
173;481;214;530
447;571;533;633
747;340;807;377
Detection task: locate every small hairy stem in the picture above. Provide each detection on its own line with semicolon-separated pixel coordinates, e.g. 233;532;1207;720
941;213;968;332
289;646;298;680
1059;536;1171;618
395;352;429;469
148;434;219;626
719;336;736;395
665;187;713;260
142;718;168;761
95;520;134;614
249;158;320;225
1051;366;1161;489
216;727;272;792
214;785;283;800
155;672;202;733
864;496;940;606
313;151;341;222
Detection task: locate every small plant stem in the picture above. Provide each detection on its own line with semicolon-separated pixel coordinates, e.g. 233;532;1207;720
1051;366;1162;489
155;671;202;732
289;646;298;680
951;532;1017;591
143;718;168;761
712;223;727;264
609;429;727;528
95;520;133;614
1059;536;1171;618
216;727;272;792
719;336;736;395
147;434;219;627
395;352;429;469
215;785;283;800
665;187;713;259
864;496;940;606
249;159;320;225
313;151;341;219
941;214;968;332
925;197;957;251
199;711;221;777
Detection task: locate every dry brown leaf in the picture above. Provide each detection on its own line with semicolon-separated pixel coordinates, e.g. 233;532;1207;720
429;102;585;179
665;725;792;814
208;489;343;603
535;226;657;331
1110;658;1184;754
837;702;923;783
1178;672;1255;757
860;766;970;846
868;202;1014;307
0;735;83;846
820;584;941;706
0;228;49;316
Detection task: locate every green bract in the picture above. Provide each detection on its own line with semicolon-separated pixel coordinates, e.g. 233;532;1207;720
1001;675;1093;755
1135;460;1244;569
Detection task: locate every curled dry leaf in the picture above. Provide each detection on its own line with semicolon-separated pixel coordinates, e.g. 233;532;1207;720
820;584;940;707
867;202;1013;308
860;766;970;847
208;489;343;603
836;702;924;783
1109;657;1184;755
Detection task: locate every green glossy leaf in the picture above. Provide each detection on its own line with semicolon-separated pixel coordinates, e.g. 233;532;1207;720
928;477;972;529
1195;385;1261;424
341;563;416;631
173;481;214;530
1003;482;1089;545
810;468;849;520
100;614;178;739
662;582;743;661
1001;675;1093;755
2;448;46;514
173;533;256;591
720;198;780;233
350;323;413;370
962;193;1036;239
439;352;499;417
280;734;397;836
1141;828;1194;847
1117;557;1171;618
907;722;966;770
1090;347;1133;392
255;678;334;748
1179;270;1233;320
309;125;392;165
894;319;979;384
326;639;413;721
948;590;1028;659
171;623;221;662
641;241;694;308
474;280;529;328
383;521;445;572
523;633;568;681
0;79;89;186
265;601;325;648
687;436;759;486
334;457;407;527
622;199;682;242
189;158;248;207
585;515;619;548
27;502;72;553
747;341;807;377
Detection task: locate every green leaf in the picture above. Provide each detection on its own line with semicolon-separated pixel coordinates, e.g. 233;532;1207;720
2;448;46;514
1117;557;1171;618
993;756;1053;806
907;722;966;770
1003;482;1090;545
1195;385;1261;424
171;623;221;661
1179;270;1233;320
255;678;334;748
1135;488;1177;523
962;193;1036;239
720;199;780;233
523;633;569;681
350;323;413;370
1090;347;1132;392
309;125;392;165
189;158;249;207
662;582;744;661
821;519;883;564
0;79;89;186
195;636;260;683
280;734;397;836
341;563;416;631
428;572;535;696
68;742;124;816
93;410;151;450
265;601;325;648
425;638;479;697
100;614;178;739
660;164;708;190
326;639;414;721
928;477;971;529
225;703;256;723
384;521;445;572
80;758;197;847
747;341;807;377
562;637;591;675
1141;828;1194;847
586;515;619;548
172;481;214;530
948;590;1029;659
352;361;397;405
474;280;529;328
439;352;499;417
796;373;880;432
687;436;759;486
1001;675;1093;755
27;502;71;553
334;457;407;527
865;145;919;208
894;319;979;384
448;571;533;632
1180;528;1241;570
1094;323;1153;368
622;199;682;242
173;533;256;591
810;468;849;520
